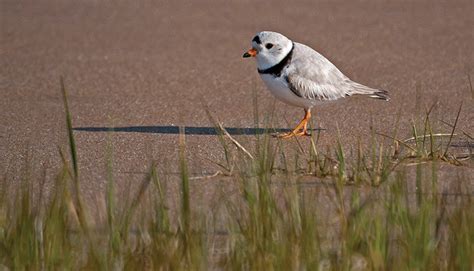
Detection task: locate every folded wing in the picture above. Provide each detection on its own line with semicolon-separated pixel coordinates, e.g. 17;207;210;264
285;43;389;102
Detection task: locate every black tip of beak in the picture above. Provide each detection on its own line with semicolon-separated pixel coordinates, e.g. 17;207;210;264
243;52;251;58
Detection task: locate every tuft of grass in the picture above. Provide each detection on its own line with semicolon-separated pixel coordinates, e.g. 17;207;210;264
377;102;466;167
0;80;472;270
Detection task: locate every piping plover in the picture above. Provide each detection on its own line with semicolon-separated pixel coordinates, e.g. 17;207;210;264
243;31;389;138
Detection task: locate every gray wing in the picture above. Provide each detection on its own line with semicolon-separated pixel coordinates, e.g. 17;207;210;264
284;43;354;101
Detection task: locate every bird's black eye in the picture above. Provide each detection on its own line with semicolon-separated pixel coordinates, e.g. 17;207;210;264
265;43;274;49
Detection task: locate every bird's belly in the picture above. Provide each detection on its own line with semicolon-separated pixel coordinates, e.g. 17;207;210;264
260;74;314;109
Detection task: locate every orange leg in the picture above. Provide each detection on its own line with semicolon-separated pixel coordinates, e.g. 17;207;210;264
278;109;312;139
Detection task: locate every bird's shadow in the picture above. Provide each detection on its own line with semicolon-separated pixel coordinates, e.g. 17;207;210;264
73;125;323;136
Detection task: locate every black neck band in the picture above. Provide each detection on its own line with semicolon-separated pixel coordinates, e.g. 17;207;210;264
257;43;294;77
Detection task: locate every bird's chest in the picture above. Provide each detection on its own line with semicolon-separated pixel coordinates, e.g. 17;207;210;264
259;74;292;100
259;73;315;109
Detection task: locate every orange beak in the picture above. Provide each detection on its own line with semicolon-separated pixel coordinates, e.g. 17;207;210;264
243;48;257;58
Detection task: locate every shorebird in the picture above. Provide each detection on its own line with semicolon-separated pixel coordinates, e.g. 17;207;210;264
243;31;389;138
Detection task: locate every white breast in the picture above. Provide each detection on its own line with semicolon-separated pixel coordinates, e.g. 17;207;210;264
260;74;315;109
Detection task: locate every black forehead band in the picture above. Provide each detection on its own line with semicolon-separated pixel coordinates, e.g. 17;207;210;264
252;35;261;44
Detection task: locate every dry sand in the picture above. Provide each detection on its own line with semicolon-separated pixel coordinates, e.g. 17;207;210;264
1;0;473;207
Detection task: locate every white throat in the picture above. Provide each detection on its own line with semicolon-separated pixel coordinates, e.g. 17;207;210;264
256;42;293;71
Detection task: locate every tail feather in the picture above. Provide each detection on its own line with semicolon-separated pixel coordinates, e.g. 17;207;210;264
369;89;390;101
350;82;390;101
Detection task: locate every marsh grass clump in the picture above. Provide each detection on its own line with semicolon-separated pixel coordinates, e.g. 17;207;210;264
0;81;472;269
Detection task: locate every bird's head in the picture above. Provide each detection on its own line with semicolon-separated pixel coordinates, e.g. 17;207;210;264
243;31;293;70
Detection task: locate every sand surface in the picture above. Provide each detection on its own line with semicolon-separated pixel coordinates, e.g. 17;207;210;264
1;0;473;208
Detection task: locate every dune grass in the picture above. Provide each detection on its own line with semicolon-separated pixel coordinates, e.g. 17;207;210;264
0;81;472;270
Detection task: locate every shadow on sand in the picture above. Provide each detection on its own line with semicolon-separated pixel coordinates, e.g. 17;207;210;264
73;125;323;136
